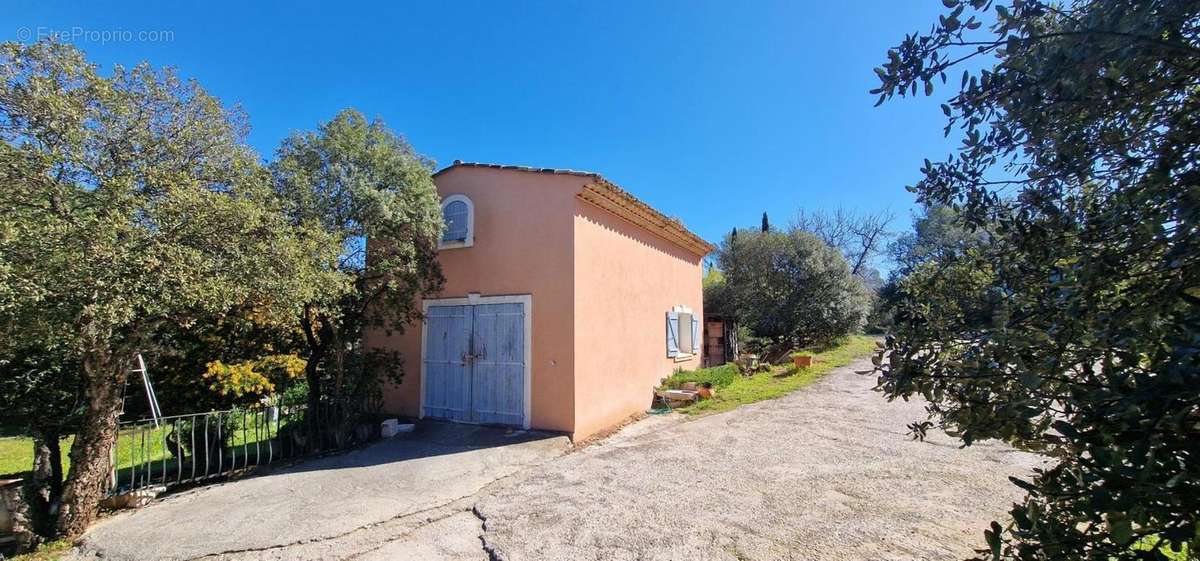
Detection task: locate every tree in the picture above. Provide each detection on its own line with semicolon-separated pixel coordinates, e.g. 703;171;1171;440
874;204;989;329
792;207;894;278
702;266;732;317
0;41;336;537
761;212;770;232
718;229;871;350
143;311;310;415
887;205;986;277
792;208;895;335
872;1;1199;558
271;109;444;417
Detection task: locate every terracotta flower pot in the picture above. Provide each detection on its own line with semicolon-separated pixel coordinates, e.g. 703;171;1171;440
793;354;815;368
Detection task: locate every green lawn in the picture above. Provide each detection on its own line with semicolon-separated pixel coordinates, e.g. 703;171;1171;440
662;335;878;416
0;434;36;476
1;410;296;482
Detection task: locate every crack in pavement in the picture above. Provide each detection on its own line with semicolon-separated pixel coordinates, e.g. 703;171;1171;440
177;498;471;561
73;425;571;561
471;505;501;561
337;502;476;561
464;358;1044;561
173;450;569;561
335;458;571;561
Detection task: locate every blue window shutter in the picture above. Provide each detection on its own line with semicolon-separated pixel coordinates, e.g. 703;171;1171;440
666;312;679;357
692;316;700;354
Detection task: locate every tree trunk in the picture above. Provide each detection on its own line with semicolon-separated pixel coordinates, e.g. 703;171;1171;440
303;353;323;414
21;427;66;539
24;431;53;539
55;358;125;539
29;432;52;489
331;327;346;403
43;432;64;506
299;306;325;416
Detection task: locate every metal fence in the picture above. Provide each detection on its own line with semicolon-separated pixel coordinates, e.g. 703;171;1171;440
108;403;363;496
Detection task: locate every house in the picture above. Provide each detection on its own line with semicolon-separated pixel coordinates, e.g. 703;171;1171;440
365;161;713;440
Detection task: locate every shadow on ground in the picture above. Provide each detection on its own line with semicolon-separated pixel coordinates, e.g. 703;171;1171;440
79;420;569;561
276;421;562;475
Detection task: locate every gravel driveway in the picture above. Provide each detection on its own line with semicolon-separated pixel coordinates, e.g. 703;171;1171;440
75;357;1041;560
475;357;1043;561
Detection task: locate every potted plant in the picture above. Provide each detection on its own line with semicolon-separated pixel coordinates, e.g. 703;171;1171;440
793;353;815;368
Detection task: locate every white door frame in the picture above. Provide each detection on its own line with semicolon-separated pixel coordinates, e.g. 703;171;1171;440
419;293;532;429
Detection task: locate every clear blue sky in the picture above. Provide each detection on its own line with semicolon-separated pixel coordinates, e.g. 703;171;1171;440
5;1;960;267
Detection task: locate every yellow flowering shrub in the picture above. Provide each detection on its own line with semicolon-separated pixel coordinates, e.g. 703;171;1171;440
204;354;307;398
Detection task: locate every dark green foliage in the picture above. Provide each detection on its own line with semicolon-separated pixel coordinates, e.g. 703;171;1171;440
144;314;308;416
702;267;732;317
0;348;82;445
873;1;1199;558
271;109;444;416
0;40;341;537
278;380;310;407
661;364;740;390
718;229;871;348
875;204;989;330
887;205;986;278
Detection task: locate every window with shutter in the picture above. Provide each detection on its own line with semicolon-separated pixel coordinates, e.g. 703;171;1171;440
666;312;680;358
667;307;698;359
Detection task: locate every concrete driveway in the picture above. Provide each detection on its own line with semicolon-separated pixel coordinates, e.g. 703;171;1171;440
77;358;1042;560
76;422;569;561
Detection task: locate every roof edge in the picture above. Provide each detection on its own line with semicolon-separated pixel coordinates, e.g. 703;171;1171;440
433;160;600;179
578;182;715;258
433;161;715;257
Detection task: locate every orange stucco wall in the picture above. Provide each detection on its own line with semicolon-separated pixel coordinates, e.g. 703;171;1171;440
366;165;706;440
572;201;704;439
366;166;579;434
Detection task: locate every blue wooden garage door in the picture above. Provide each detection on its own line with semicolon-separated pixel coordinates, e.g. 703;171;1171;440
422;305;472;422
423;302;525;426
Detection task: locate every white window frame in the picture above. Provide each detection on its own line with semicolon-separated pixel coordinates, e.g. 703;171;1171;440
670;304;697;362
438;194;474;250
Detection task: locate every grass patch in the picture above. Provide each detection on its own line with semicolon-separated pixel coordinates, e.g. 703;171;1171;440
661;363;740;390
6;540;72;561
0;434;40;476
663;335;878;416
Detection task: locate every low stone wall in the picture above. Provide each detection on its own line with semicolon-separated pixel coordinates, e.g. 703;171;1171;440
0;478;37;554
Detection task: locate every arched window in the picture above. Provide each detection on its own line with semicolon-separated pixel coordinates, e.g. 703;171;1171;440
440;194;474;248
